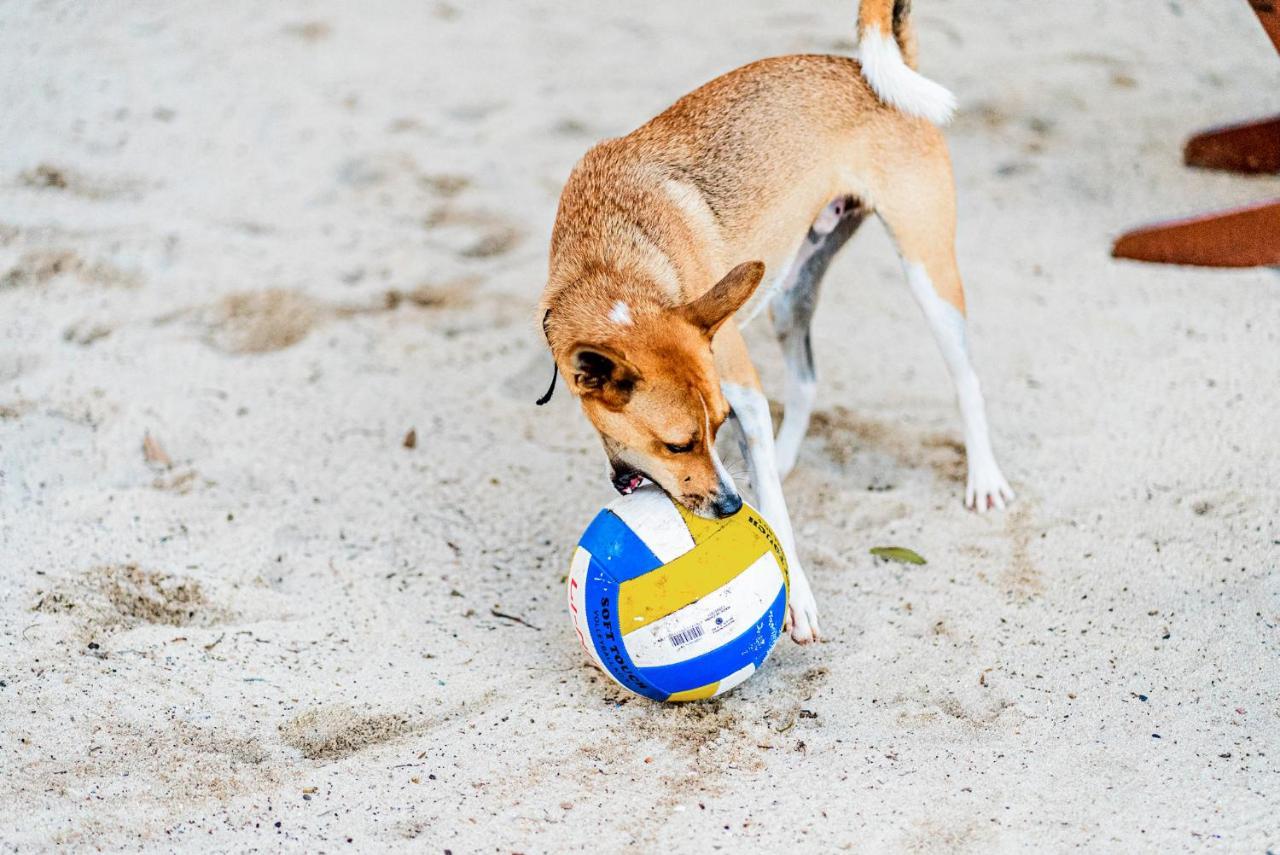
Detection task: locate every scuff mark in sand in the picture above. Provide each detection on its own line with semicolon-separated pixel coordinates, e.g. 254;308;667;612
1002;501;1043;600
31;564;228;638
807;404;967;484
279;704;418;760
1;248;140;289
202;289;322;354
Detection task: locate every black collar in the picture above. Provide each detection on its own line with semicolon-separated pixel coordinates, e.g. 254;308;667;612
535;309;557;406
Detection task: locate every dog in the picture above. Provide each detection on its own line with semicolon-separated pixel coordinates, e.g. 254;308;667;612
538;0;1013;644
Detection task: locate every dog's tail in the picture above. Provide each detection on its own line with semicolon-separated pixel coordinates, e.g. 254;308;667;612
855;0;955;125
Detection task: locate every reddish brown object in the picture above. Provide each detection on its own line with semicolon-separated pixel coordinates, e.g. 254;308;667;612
1111;0;1280;268
1184;116;1280;174
1111;200;1280;267
1253;0;1280;52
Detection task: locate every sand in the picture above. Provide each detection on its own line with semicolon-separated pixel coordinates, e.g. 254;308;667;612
2;0;1278;851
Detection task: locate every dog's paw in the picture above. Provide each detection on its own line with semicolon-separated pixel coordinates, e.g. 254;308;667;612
965;463;1014;513
784;571;821;644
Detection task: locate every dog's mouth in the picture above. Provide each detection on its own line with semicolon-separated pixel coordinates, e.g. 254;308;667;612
611;468;648;496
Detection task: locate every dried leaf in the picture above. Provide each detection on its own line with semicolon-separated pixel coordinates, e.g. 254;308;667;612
403;428;417;449
869;546;927;565
142;432;172;469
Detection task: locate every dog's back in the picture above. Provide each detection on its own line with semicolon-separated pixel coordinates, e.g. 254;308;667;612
630;55;878;236
546;53;943;325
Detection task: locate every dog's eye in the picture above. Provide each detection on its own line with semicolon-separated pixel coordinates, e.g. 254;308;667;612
664;440;695;454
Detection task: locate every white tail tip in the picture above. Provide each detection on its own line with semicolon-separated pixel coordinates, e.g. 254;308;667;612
857;28;956;125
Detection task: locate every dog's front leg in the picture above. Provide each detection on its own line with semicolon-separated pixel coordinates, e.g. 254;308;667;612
721;379;821;645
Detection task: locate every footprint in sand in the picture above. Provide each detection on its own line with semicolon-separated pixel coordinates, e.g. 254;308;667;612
278;705;419;761
422;205;522;260
281;20;331;42
196;282;478;355
891;687;1025;735
1;248;139;290
18;163;146;201
805;404;967;488
31;564;229;639
201;289;322;354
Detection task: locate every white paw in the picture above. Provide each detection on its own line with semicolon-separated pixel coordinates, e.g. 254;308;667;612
965;462;1014;513
784;569;821;644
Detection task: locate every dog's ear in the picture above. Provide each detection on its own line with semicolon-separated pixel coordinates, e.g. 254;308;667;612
679;261;766;339
568;344;640;408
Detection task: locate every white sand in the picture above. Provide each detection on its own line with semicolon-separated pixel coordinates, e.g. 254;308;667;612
2;1;1278;850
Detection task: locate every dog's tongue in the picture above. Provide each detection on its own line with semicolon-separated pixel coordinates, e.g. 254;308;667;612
621;474;642;494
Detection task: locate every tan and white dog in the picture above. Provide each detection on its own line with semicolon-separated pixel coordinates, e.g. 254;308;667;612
539;0;1013;644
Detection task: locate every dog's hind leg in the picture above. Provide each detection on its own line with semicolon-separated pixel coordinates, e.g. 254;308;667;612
871;135;1014;511
770;197;865;478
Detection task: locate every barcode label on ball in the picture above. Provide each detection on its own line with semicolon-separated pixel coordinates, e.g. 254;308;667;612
668;624;705;648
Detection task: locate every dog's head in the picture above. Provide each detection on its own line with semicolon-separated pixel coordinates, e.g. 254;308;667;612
557;261;765;519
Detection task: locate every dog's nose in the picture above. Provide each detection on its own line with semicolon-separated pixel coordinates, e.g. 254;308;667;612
710;491;743;518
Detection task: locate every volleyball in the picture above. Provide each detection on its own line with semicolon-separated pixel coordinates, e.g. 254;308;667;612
567;485;789;702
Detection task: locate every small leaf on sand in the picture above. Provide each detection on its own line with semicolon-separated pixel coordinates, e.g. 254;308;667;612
870;546;927;565
142;432;172;469
403;428;417;449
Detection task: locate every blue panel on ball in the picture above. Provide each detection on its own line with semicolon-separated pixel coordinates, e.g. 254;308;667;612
577;510;663;582
635;583;787;696
582;554;667;701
